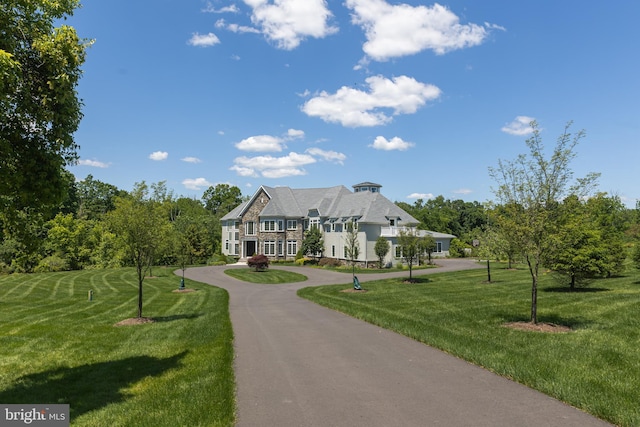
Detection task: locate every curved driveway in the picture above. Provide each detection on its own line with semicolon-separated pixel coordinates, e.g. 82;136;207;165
184;259;611;427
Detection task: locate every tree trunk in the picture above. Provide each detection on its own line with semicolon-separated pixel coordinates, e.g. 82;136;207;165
526;255;538;324
486;259;491;282
530;276;537;324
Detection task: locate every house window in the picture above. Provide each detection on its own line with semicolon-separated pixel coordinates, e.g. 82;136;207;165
245;221;255;236
287;220;297;230
262;220;277;232
436;242;442;253
278;240;284;256
234;243;239;255
332;245;335;257
264;240;276;256
287;240;298;256
309;218;320;229
371;187;378;193
225;240;229;250
325;224;331;233
334;223;342;232
233;221;240;229
389;218;395;226
395;245;402;258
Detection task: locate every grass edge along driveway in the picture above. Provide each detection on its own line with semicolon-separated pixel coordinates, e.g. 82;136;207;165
0;267;235;427
298;264;640;427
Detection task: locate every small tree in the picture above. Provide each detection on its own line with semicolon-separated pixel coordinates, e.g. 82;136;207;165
107;183;170;319
421;236;437;265
374;236;390;268
397;229;421;282
301;225;324;258
489;120;599;323
344;221;360;279
247;254;269;271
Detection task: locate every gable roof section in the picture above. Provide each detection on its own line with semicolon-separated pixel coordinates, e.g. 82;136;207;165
221;184;419;225
329;191;419;225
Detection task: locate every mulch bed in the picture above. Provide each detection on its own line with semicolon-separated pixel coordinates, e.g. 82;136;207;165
114;317;155;327
503;321;572;333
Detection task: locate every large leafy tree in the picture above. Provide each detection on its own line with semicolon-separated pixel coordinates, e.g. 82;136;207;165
202;184;243;217
76;175;124;220
1;0;90;217
545;194;626;289
489;121;599;323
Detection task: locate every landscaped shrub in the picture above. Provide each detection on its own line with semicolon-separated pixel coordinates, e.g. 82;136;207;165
34;255;69;273
318;258;342;268
247;254;269;271
294;257;317;266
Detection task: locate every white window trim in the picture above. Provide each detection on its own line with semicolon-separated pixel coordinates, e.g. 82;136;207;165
264;240;276;256
245;221;256;236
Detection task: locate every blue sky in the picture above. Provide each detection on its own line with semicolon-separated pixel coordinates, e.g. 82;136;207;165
66;0;639;207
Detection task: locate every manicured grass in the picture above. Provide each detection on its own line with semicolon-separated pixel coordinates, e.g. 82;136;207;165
0;267;235;427
298;264;640;427
224;267;307;284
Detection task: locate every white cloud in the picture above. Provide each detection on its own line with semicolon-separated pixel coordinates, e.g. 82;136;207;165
232;152;316;178
149;151;168;161
306;147;346;164
217;19;261;34
235;135;286;152
77;159;109;168
370;136;414;151
287;128;305;139
501;116;535;136
203;3;239;13
453;188;472;195
346;0;491;61
182;178;214;190
182;157;202;163
407;192;434;199
302;75;441;127
187;32;221;47
242;0;338;50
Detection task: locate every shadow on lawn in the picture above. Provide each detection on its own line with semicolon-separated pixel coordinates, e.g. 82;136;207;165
542;286;610;293
154;313;204;322
0;351;187;420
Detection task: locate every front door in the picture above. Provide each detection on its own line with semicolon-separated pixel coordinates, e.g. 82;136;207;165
245;240;257;258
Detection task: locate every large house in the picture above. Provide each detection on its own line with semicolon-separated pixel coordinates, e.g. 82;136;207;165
220;182;455;266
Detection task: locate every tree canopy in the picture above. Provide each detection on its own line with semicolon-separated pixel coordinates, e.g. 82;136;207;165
1;0;90;215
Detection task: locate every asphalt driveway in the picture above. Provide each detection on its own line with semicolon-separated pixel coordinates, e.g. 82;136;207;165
184;259;611;427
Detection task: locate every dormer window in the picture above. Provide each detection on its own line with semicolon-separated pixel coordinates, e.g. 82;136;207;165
389;218;396;227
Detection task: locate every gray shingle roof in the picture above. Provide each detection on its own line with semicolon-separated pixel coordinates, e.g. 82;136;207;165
221;184;419;226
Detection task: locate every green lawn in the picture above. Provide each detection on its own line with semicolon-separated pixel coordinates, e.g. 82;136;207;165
298;264;640;427
224;268;307;284
0;267;235;427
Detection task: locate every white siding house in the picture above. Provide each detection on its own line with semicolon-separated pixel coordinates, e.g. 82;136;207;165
220;182;455;265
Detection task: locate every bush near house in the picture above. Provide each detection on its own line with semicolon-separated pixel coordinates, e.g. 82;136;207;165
247;254;269;271
318;258;342;268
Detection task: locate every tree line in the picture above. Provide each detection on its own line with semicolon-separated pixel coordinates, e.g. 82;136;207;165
0;175;244;274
